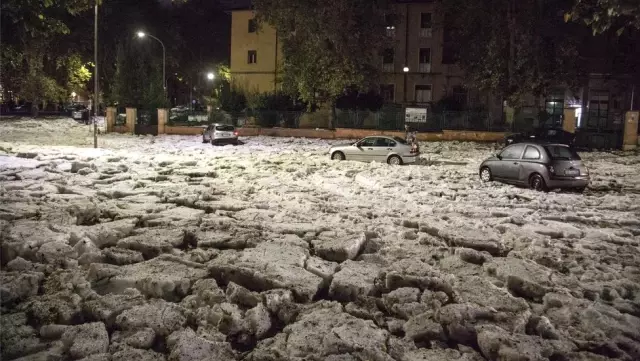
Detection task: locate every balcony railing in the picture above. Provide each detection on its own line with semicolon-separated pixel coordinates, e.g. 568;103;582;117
386;27;396;38
420;28;433;38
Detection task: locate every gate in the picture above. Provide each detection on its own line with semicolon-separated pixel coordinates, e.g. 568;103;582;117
574;108;624;150
135;108;158;135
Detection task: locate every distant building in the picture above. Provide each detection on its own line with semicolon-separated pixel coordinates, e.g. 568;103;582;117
228;0;639;135
229;1;470;107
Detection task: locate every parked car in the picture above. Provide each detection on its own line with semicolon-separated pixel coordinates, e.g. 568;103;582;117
479;142;589;192
505;128;576;147
70;104;90;123
329;136;420;165
203;124;239;145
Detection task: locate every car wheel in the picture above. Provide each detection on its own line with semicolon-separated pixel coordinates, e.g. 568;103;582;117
211;139;218;146
529;173;548;192
480;167;493;182
387;155;402;165
331;151;345;161
573;186;586;194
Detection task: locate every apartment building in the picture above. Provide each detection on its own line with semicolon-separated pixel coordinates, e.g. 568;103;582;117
229;10;282;94
229;0;467;107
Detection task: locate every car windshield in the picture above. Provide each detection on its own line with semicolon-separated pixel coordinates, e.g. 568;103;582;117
544;145;580;160
215;125;235;131
392;136;407;144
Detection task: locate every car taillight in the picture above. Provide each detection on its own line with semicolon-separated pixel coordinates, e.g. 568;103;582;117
410;144;419;154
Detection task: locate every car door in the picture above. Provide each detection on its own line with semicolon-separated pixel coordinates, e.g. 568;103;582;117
371;137;394;162
352;137;377;161
520;145;544;182
493;144;525;180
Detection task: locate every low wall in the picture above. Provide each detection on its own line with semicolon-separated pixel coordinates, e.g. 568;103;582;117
164;125;206;135
110;124;507;142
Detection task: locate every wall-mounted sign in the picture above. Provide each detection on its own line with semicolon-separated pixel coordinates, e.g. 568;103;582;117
405;108;427;123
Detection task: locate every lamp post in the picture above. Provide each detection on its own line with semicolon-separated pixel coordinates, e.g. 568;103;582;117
137;31;166;96
93;1;99;148
403;66;409;104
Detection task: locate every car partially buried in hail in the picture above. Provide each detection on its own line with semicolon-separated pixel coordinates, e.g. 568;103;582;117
329;136;420;165
479;142;589;192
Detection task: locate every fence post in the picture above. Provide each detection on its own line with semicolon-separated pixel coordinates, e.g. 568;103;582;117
106;107;116;133
125;108;136;134
623;111;639;150
157;108;168;134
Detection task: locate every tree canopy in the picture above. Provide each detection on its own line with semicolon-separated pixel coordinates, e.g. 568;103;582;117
1;0;95;114
252;0;391;114
566;0;640;35
439;0;584;107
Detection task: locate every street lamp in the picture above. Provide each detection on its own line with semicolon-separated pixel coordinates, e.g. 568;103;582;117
136;31;166;95
403;67;409;103
207;72;215;80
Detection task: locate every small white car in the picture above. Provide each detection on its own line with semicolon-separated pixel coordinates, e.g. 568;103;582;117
329;136;420;165
202;124;239;145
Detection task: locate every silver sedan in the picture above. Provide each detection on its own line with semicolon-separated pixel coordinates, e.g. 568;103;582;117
329;136;420;165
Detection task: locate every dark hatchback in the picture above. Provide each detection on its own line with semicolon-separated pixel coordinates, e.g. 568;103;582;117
479;142;589;192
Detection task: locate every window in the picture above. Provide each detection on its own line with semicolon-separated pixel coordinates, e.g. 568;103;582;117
500;144;525;160
544;145;581;160
359;138;377;147
247;50;257;64
392;136;407;144
523;146;541;160
418;48;431;73
375;138;392;147
382;48;394;72
380;84;395;102
415;85;432;103
452;86;467;108
215;125;235;131
420;13;432;38
248;18;257;33
588;91;609;128
442;14;457;64
385;14;396;37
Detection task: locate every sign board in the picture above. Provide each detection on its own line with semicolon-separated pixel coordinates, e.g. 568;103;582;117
188;115;209;122
405;107;427;123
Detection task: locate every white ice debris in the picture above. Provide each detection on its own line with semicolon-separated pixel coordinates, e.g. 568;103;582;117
1;118;639;361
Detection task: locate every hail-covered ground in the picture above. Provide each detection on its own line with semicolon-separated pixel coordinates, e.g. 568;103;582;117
1;118;639;361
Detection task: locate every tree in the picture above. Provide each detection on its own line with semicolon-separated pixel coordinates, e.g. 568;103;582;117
0;0;94;115
566;0;640;35
109;39;167;109
439;0;584;107
252;0;391;127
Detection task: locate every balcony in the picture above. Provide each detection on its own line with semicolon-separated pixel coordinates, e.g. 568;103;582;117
382;63;394;72
419;28;433;38
386;27;396;38
418;63;431;73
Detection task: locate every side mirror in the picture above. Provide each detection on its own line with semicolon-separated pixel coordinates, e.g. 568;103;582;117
496;154;502;160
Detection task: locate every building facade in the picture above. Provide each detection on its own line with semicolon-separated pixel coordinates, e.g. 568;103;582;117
229;10;282;94
229;0;466;106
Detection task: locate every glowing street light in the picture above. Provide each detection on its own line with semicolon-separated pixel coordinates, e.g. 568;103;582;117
403;66;410;73
71;92;77;98
207;72;215;80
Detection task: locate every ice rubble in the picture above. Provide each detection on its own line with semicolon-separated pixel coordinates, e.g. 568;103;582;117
1;118;639;361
